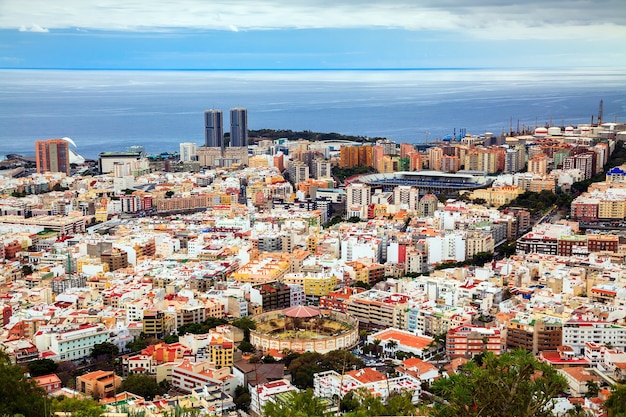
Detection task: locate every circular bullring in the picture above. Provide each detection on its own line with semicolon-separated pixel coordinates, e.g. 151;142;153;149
250;307;359;354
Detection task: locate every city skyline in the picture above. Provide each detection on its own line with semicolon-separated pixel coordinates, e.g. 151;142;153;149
1;0;625;69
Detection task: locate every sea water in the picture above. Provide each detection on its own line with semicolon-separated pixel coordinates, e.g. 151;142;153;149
1;68;625;160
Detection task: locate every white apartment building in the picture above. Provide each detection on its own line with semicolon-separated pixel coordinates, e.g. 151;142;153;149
563;320;626;355
314;368;421;405
179;142;198;162
345;183;371;220
393;185;420;212
427;232;466;264
35;323;110;361
249;379;298;416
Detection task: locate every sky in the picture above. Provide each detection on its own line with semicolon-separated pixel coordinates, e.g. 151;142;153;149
0;0;625;69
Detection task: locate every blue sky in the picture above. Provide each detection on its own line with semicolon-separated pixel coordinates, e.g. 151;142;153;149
1;0;625;69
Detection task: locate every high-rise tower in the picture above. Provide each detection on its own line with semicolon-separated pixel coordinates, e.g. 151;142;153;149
204;109;224;148
229;108;248;148
35;139;70;175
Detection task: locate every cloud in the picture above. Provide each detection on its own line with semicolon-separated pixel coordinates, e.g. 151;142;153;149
1;0;625;40
18;24;49;32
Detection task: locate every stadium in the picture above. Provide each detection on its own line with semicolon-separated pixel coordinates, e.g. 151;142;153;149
354;171;493;194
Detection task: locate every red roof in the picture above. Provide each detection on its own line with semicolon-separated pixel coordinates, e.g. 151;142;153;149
282;305;320;318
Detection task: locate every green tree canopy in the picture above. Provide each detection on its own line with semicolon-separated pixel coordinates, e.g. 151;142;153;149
50;396;104;416
431;349;567;417
605;384;626;417
288;350;364;389
91;341;119;358
120;373;160;400
0;350;46;416
27;358;59;377
262;389;329;417
232;316;257;342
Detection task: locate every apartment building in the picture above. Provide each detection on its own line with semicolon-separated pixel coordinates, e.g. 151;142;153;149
446;325;502;359
77;370;122;399
562;320;626;355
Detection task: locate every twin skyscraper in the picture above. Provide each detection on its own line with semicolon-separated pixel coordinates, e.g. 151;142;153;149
204;108;248;149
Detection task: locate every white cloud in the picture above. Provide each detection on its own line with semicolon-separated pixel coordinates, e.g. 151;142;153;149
1;0;625;40
18;24;49;32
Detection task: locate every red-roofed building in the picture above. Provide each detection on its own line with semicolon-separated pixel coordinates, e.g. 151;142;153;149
33;373;62;394
538;346;591;369
76;370;122;399
319;287;366;312
250;379;298;415
558;367;600;397
396;358;440;384
314;367;421;405
171;359;236;395
368;328;437;360
446;325;502;359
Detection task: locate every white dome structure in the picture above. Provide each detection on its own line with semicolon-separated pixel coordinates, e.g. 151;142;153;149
60;137;86;164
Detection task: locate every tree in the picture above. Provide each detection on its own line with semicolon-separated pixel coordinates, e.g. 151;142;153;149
372;339;382;358
238;340;255;353
21;264;33;277
27;358;58;377
120;373;160;400
91;341;119;359
50;396;104;416
431;349;567;417
232;316;257;342
0;350;47;417
385;340;398;358
585;380;599;398
262;389;329;417
57;360;79;388
234;385;251;411
163;334;179;344
604;384;626;417
288;350;364;389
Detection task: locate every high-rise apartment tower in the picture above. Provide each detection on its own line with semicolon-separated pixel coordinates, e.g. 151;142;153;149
204;109;224;148
229;108;248;148
35;139;70;175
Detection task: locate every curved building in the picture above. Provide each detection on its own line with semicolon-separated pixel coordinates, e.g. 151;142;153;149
354;171;493;194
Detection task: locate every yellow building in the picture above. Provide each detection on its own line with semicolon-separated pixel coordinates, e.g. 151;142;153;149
248;155;270;168
95;207;108;222
304;275;338;297
231;256;292;284
208;334;235;368
598;198;626;219
469;186;524;208
77;257;110;275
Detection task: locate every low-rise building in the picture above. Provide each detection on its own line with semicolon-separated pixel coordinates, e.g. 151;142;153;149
76;370;122;399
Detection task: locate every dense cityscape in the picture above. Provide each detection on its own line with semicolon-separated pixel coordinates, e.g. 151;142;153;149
2;106;626;417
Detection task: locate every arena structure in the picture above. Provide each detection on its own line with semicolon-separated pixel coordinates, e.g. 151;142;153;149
354;171;494;194
250;306;359;354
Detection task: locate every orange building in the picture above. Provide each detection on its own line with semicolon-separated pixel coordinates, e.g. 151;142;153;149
446;325;502;359
35;138;70;175
339;145;374;168
76;370;122;398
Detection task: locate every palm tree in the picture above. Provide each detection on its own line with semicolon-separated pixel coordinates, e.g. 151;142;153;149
585;380;599;398
386;340;398;359
372;339;382;358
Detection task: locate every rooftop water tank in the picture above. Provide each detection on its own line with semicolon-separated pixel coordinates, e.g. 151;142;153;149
547;127;562;136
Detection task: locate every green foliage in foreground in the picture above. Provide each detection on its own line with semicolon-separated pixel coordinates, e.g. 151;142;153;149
431;350;567;417
0;350;46;416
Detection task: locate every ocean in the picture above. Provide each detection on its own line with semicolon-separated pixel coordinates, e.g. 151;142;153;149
1;68;625;160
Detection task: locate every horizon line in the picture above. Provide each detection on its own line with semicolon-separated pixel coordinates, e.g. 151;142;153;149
1;66;617;72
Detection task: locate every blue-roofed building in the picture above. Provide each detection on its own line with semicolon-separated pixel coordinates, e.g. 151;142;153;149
607;166;626;183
